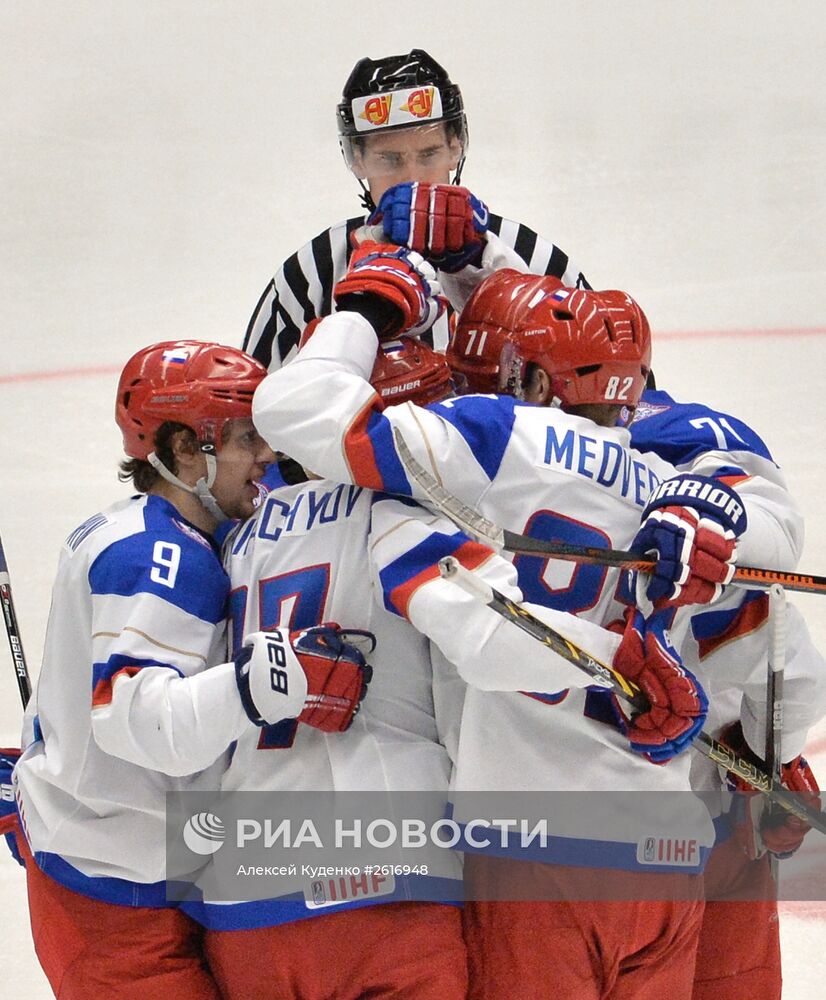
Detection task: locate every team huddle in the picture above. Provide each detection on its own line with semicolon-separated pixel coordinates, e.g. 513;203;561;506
2;48;825;1000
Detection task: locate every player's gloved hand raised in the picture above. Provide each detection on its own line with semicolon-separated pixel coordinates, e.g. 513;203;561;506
235;625;375;733
613;607;708;763
369;182;489;273
720;720;821;860
632;474;747;607
0;747;24;867
334;241;446;341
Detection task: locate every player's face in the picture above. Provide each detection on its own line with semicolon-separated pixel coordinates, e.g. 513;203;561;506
210;419;275;519
355;123;462;203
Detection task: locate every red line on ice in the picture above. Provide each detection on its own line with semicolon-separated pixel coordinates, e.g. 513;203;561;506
2;328;825;385
656;326;826;341
0;364;121;385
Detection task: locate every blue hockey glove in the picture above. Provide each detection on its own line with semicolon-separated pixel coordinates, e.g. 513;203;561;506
370;182;489;273
633;474;747;606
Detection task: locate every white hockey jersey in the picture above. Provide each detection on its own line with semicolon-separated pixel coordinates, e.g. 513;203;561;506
183;479;462;930
14;494;250;904
628;390;826;815
252;314;720;873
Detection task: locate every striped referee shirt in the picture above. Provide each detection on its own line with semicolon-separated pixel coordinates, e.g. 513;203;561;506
243;213;589;371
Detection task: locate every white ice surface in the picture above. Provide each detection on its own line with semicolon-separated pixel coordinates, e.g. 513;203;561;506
1;2;825;996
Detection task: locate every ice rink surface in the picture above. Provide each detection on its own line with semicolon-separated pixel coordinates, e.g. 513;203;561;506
1;1;825;994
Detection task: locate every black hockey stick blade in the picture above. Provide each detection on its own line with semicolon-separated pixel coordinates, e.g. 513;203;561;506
394;428;826;596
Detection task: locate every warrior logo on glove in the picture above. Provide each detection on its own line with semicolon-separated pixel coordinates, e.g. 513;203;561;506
633;474;747;607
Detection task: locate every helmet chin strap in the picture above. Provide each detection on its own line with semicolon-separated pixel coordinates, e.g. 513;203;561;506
147;450;229;524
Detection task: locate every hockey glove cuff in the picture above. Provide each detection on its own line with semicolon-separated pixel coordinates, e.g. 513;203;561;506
235;625;374;733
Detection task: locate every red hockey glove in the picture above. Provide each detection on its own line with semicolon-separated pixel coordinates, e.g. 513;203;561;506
720;720;822;859
333;241;445;340
632;474;747;606
370;182;489;273
613;607;708;763
235;625;374;733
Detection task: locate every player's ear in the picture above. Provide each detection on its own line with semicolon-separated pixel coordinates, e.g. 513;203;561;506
523;366;552;405
169;429;201;473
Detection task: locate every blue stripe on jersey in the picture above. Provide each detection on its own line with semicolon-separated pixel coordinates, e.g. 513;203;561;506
630;389;774;467
88;507;227;625
92;654;183;693
181;876;461;930
427;394;521;482
33;851;174;907
368;408;412;495
451;820;708;874
691;590;766;643
377;527;480;617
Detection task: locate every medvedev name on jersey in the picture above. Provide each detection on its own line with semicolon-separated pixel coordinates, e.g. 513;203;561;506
542;425;661;507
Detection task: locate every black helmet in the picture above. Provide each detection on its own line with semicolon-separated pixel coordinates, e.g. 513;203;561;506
337;49;466;138
337;49;469;201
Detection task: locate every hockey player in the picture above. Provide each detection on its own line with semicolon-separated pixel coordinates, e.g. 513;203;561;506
179;340;468;999
628;391;825;1000
442;270;825;1000
12;341;373;1000
248;251;754;998
243;48;587;373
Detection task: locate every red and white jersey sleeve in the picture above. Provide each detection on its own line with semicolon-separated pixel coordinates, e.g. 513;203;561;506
368;495;620;695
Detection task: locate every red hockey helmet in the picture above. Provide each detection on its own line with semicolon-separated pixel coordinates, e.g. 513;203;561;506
115;340;268;460
299;318;453;407
370;338;453;406
447;270;651;412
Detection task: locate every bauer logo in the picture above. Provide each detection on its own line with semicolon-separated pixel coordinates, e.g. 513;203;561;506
183;812;226;855
401;87;434;118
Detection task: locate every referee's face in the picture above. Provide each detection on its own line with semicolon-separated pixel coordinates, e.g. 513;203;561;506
356;123;462;203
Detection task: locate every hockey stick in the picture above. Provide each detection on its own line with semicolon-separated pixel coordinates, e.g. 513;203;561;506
766;584;787;880
0;533;31;708
394;428;826;596
438;556;826;834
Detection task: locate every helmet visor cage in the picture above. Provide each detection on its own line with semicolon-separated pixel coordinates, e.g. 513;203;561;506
340;118;467;179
